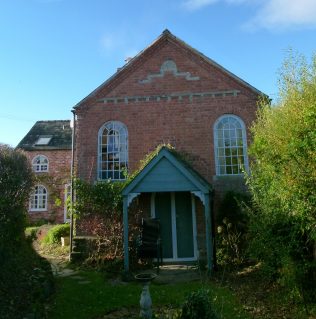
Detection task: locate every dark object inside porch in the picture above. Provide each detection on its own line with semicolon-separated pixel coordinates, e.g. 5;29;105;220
137;218;162;273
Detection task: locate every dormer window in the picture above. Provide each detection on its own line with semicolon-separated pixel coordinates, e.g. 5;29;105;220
32;155;49;172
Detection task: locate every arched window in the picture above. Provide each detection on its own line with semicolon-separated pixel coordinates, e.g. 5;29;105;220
98;121;128;180
29;185;47;211
32;155;49;172
214;115;248;175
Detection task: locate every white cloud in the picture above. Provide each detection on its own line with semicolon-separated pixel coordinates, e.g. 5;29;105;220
100;34;118;51
182;0;316;30
34;0;63;3
182;0;218;11
99;31;139;61
248;0;316;30
182;0;256;11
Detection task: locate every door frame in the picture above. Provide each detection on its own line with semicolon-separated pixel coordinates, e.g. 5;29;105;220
151;192;198;262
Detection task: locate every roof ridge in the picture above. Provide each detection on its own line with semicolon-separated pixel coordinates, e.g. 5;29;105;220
36;119;71;122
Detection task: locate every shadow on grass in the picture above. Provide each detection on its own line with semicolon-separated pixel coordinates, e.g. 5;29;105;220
47;269;249;319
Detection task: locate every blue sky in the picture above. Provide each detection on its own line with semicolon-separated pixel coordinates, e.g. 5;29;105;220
1;0;315;147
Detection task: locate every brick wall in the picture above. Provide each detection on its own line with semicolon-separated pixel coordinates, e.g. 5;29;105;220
74;35;260;244
25;149;71;224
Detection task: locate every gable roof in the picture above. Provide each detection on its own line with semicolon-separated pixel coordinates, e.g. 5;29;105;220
122;146;212;195
74;29;265;110
17;120;72;151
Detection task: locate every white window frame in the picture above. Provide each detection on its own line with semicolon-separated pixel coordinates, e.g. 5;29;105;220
213;114;248;176
32;155;49;172
29;185;48;211
98;121;128;181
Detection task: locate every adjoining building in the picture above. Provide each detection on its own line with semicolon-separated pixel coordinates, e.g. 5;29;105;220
17;120;72;224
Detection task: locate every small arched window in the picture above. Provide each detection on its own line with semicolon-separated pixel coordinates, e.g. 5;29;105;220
29;185;48;211
214;115;248;175
98;121;128;180
32;155;49;172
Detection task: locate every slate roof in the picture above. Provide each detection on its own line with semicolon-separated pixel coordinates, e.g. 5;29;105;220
17;120;72;151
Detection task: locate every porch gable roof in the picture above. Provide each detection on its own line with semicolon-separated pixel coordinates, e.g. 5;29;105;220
122;147;212;195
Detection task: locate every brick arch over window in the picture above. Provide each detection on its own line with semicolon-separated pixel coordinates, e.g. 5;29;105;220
29;185;48;211
98;121;128;180
213;114;248;175
32;155;49;172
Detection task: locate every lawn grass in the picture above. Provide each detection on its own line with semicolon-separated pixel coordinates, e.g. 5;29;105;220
216;264;316;319
48;270;249;319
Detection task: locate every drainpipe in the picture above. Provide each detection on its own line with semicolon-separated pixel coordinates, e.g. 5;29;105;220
123;195;129;272
69;109;76;260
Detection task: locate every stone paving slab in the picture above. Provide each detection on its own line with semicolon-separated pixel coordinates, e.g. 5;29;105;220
135;264;205;284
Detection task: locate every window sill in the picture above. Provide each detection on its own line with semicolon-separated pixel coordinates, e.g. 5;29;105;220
212;174;245;182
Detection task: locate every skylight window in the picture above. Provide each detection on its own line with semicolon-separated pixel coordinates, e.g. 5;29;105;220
35;136;52;145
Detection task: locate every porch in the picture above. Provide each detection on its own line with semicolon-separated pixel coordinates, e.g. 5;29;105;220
122;146;213;272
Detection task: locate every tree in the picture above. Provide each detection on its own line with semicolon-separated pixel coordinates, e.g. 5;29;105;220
0;144;34;243
247;51;316;301
0;145;54;318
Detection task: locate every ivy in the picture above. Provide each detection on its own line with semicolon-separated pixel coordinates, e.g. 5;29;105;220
73;178;124;219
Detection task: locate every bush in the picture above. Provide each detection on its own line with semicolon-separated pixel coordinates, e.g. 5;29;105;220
0;145;54;318
73;179;141;266
25;226;40;241
0;144;33;244
0;242;54;318
247;52;316;301
42;223;70;244
216;191;250;267
180;289;218;319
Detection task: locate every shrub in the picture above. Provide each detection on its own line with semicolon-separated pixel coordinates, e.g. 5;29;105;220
216;191;250;267
247;51;316;301
25;226;40;241
42;223;70;244
0;145;54;318
0;242;54;318
73;179;141;267
180;289;218;319
0;144;33;244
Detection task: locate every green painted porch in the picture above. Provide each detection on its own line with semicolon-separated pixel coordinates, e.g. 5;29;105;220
122;146;213;272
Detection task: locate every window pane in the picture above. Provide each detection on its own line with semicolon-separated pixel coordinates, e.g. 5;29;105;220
99;122;128;180
218;148;224;156
219;166;226;175
215;116;247;175
218;138;224;147
218;156;225;166
225;148;231;157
